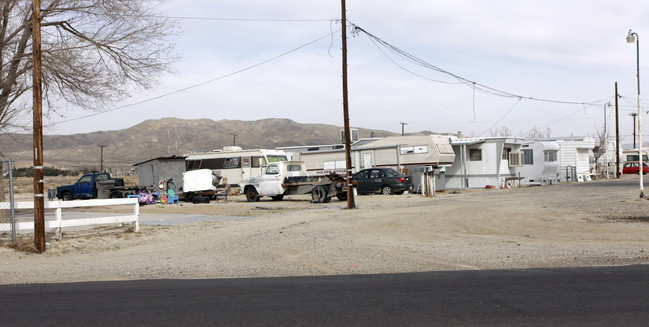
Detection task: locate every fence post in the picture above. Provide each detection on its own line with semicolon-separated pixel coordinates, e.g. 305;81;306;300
8;160;16;243
55;206;62;240
134;200;140;232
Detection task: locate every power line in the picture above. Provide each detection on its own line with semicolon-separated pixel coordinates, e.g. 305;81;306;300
159;15;335;22
352;24;605;107
45;29;340;128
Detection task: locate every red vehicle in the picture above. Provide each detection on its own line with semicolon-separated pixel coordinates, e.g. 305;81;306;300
622;162;649;175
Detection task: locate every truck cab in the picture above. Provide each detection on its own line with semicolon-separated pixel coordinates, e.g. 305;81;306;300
240;161;311;202
56;172;126;200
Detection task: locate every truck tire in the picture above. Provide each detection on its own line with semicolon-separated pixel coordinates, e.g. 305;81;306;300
192;195;210;204
185;192;194;202
311;185;328;203
336;193;347;201
110;191;122;198
246;187;260;202
61;192;73;201
271;195;284;201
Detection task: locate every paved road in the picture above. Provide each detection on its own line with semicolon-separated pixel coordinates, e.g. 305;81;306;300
2;265;649;326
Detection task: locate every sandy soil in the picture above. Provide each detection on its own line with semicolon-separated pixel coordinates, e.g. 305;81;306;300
1;176;649;285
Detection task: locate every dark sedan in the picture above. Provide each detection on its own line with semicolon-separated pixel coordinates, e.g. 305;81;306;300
353;168;413;195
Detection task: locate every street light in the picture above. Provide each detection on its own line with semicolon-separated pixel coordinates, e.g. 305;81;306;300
627;29;643;198
604;101;612;178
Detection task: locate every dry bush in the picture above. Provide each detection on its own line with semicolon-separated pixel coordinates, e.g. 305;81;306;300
0;237;40;253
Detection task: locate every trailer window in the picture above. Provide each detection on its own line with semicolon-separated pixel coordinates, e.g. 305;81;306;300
523;149;534;165
267;155;288;163
252;156;266;167
223;157;240;168
469;149;482;161
287;164;301;172
186;160;201;170
544;151;557;162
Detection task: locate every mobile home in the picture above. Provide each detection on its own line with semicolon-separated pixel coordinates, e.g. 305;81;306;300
446;137;525;189
517;141;560;186
283;135;456;192
184;146;289;186
538;136;595;182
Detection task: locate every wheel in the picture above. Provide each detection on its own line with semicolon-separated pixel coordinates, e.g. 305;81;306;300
336;193;347;201
271;195;284;201
311;185;328;203
246;187;260;202
110;191;122;198
61;192;73;201
381;185;394;195
323;196;332;203
192;195;210;204
185;192;194;202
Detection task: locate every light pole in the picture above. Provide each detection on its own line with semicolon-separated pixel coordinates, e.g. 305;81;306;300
631;112;638;148
627;29;643;198
604;101;612;178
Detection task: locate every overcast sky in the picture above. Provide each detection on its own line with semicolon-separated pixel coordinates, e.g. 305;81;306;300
44;0;649;144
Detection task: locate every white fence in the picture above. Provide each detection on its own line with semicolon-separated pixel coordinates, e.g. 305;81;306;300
0;198;139;239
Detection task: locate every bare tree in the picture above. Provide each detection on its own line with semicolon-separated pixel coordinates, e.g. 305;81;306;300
592;126;607;177
489;125;512;137
0;0;176;132
523;126;551;140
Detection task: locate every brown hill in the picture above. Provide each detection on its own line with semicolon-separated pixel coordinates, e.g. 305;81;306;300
0;118;399;172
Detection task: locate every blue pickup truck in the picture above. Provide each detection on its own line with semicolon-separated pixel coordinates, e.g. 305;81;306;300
56;172;145;201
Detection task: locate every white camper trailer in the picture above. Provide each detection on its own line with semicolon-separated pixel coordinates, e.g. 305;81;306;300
184;146;289;186
538;136;596;182
518;141;560;186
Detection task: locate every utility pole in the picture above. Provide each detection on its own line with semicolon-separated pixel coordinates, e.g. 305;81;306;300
400;122;407;136
230;133;238;146
341;0;354;209
615;82;620;178
32;0;45;253
99;145;107;172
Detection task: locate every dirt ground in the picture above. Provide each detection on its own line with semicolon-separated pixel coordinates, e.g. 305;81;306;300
1;175;649;285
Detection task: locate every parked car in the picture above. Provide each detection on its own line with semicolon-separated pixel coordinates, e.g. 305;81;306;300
352;168;413;195
622;162;649;175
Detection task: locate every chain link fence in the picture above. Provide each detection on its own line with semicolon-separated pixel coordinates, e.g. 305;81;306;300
1;160;17;240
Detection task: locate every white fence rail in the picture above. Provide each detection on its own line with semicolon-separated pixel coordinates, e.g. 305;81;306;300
0;198;139;239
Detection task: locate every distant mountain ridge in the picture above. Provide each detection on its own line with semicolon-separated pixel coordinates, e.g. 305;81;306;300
0;118;402;171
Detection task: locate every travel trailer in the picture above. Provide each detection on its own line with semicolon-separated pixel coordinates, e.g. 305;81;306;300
538;136;596;182
517;141;560;186
281;135;456;192
184;146;289;186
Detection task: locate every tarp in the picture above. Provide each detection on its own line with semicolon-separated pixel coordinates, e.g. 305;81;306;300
182;169;216;192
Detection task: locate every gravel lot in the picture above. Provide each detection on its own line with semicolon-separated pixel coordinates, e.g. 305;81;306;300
1;175;649;285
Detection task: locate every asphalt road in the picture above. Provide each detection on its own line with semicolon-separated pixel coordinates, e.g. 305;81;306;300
2;265;649;326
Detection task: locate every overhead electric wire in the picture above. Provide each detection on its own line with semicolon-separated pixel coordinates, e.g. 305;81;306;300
45;29;340;128
137;13;335;22
477;97;522;136
352;24;605;107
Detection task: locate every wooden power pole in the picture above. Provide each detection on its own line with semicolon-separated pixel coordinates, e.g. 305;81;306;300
32;0;45;253
99;145;107;172
341;0;355;209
